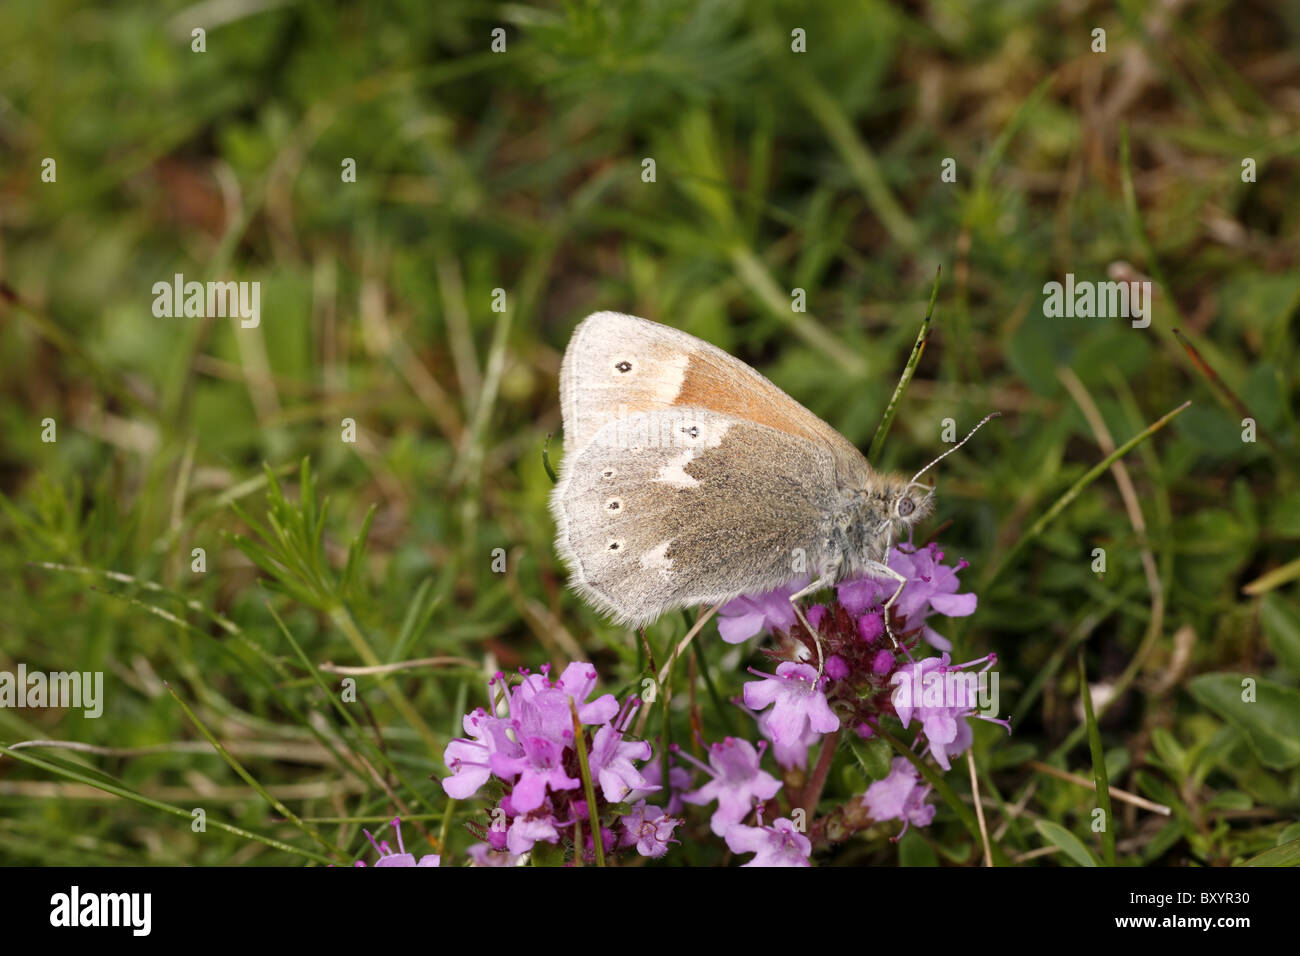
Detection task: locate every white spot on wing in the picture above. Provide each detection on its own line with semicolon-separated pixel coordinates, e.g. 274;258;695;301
653;416;729;484
640;540;673;579
652;352;689;403
656;449;698;487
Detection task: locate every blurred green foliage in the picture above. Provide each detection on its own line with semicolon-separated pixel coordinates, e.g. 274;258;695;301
0;0;1298;865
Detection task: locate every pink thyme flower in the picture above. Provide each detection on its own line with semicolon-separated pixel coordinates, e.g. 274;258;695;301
489;733;582;812
724;817;812;867
891;653;1006;770
837;576;885;616
892;544;977;618
618;801;682;858
588;720;655;803
444;662;622;809
512;662;619;742
444;662;664;863
680;737;782;837
859;612;885;644
743;662;839;757
358;818;439;867
757;708;822;771
441;707;519;800
886;544;976;650
870;648;895;674
836;544;977;651
715;579;807;643
506;807;561;856
862;757;936;837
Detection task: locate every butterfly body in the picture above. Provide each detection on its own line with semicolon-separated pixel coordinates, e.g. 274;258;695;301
550;311;932;628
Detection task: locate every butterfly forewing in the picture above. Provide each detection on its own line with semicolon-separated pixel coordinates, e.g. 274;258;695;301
559;311;871;487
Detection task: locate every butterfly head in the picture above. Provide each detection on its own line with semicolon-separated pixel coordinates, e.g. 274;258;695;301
885;476;935;534
882;411;1002;537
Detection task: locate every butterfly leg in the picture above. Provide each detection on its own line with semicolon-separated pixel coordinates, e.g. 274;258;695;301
787;576;832;681
859;559;908;650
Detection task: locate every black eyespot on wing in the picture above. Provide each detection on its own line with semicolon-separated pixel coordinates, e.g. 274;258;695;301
614;360;632;373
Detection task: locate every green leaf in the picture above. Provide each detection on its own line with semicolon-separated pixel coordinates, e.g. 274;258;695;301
1205;790;1252;811
845;733;893;781
1240;837;1300;867
1142;820;1187;865
1188;674;1300;770
1260;594;1300;674
1151;726;1189;776
898;828;939;866
1035;820;1100;867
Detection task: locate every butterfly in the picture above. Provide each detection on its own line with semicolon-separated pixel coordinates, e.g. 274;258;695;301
549;311;993;668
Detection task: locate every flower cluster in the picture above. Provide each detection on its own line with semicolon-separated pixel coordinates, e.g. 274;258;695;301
434;544;1002;864
441;662;681;863
668;736;810;866
719;542;1009;840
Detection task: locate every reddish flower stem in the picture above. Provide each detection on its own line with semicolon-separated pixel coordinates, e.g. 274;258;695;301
801;728;841;816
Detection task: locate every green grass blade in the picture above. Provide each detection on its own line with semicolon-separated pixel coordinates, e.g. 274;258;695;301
868;266;941;465
1079;652;1116;865
0;744;336;865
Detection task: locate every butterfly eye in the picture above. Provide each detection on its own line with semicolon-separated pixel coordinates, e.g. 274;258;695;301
897;497;915;517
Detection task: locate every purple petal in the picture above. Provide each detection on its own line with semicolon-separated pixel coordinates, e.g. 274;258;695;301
510;771;548;812
718;611;766;644
441;765;491;800
805;693;841;734
577;693;619;726
742;677;780;710
922;626;953;652
723;823;768;855
929;592;977;616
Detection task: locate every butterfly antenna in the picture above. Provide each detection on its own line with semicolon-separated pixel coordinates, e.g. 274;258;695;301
909;412;1002;485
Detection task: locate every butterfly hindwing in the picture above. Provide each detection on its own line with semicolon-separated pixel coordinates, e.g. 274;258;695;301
550;407;837;626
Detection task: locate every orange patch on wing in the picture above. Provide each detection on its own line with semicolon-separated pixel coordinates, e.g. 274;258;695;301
674;356;828;444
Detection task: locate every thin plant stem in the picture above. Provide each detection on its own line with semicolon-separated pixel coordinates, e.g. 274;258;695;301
868;266;941;465
163;682;344;862
569;699;605;867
